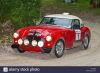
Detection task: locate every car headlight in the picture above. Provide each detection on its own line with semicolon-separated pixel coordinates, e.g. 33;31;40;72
38;41;44;47
46;35;52;42
13;32;19;38
18;39;23;45
32;40;37;46
24;39;29;46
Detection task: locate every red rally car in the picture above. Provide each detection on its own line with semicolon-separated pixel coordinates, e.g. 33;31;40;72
11;13;91;58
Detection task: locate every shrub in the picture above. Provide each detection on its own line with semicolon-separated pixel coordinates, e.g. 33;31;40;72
0;0;41;29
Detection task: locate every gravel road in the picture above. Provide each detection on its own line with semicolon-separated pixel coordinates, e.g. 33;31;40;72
0;21;100;66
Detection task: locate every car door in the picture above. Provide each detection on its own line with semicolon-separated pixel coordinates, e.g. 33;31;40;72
72;19;81;41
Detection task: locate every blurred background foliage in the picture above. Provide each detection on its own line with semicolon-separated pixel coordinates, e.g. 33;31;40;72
0;0;41;29
42;0;100;15
0;0;100;29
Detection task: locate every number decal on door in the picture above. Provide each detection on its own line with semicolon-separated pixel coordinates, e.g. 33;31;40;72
75;29;81;41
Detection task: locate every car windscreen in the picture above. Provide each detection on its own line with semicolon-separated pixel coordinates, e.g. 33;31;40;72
40;17;72;28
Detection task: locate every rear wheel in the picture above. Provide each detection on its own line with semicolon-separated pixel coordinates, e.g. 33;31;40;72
54;39;65;58
82;34;90;49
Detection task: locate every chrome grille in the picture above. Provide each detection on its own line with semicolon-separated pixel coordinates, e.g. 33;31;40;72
26;35;41;43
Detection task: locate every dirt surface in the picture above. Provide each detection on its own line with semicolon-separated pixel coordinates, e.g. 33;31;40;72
0;21;100;66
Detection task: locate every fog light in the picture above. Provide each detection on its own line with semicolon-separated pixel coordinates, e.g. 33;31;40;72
32;40;37;46
38;41;44;47
18;39;23;45
24;39;29;46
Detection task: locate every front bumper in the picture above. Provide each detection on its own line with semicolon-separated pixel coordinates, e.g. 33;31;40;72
11;44;52;53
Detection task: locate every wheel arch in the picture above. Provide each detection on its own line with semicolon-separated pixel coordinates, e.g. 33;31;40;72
81;26;91;42
53;37;65;48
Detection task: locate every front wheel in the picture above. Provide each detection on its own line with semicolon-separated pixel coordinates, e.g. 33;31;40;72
54;39;65;58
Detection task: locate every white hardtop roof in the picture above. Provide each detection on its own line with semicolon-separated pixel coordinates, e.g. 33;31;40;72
45;13;83;24
45;14;80;19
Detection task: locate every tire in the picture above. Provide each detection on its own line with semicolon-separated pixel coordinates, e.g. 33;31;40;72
82;34;90;49
53;39;65;58
13;48;25;53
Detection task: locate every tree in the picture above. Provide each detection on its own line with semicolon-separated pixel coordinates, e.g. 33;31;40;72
90;0;100;8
